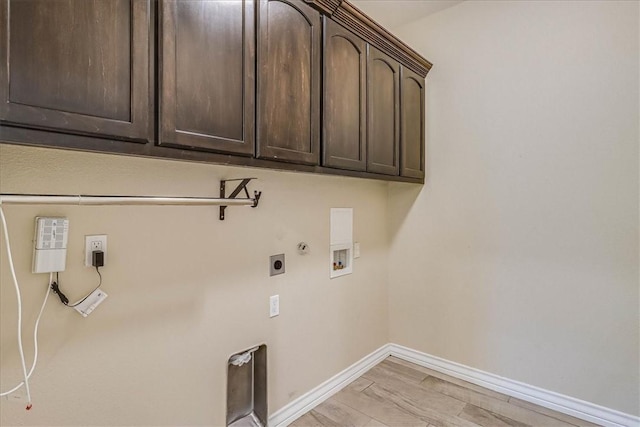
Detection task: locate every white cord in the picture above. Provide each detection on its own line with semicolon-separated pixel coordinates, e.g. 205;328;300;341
0;206;33;408
0;273;51;397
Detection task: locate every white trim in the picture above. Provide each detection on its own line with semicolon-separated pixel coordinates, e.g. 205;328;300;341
389;344;640;427
268;343;640;427
268;344;392;427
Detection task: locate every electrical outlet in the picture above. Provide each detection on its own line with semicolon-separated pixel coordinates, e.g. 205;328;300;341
85;235;107;267
269;295;280;318
269;254;285;276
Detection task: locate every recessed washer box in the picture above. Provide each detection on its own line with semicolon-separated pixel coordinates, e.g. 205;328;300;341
330;208;353;278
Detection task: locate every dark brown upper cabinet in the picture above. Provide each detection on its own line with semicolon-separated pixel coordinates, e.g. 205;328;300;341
367;46;400;176
0;0;431;184
400;66;425;179
257;0;321;165
322;18;367;172
0;0;151;142
158;0;255;156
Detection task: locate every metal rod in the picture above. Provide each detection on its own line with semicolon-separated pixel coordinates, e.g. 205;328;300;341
0;194;256;207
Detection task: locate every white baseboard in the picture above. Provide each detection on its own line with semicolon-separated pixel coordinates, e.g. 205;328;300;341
268;343;640;427
268;344;393;427
389;344;639;427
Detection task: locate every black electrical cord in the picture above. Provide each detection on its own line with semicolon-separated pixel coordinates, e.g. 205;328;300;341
51;266;102;308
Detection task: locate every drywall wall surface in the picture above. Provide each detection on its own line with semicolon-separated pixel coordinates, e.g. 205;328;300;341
350;0;464;31
389;0;639;415
0;144;389;426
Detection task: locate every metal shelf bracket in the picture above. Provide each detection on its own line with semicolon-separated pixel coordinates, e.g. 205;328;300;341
219;178;261;221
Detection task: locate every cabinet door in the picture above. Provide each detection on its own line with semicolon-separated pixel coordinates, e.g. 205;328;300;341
159;0;254;155
0;0;150;142
257;0;320;165
367;46;400;176
322;18;366;171
400;66;425;179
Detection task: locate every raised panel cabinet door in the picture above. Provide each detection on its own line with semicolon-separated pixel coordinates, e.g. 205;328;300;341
0;0;150;142
367;46;399;176
257;0;320;165
159;0;255;155
322;18;366;171
400;66;425;179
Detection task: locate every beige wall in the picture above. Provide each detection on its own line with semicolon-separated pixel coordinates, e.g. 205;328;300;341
2;0;639;424
0;144;389;425
389;0;639;416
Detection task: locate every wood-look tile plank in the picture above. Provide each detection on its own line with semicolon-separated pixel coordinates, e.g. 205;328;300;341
459;404;530;427
378;358;430;383
363;384;479;427
365;418;390;427
333;386;428;426
291;410;341;427
362;365;466;416
388;357;510;402
312;399;373;426
507;397;602;427
363;363;422;386
293;359;593;427
347;377;374;393
420;377;576;427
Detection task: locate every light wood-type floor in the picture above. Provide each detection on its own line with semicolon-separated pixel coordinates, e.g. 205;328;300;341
291;357;601;427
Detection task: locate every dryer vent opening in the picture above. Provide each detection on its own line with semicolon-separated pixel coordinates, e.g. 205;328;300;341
227;345;267;427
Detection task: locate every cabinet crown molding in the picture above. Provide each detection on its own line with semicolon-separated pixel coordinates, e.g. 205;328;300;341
307;0;433;77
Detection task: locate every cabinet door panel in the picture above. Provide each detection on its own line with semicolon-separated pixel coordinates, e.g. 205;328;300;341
159;0;254;155
400;66;425;179
322;18;366;171
257;0;320;165
367;46;399;175
0;0;150;142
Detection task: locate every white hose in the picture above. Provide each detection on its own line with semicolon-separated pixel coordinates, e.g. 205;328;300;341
0;273;51;396
0;207;33;408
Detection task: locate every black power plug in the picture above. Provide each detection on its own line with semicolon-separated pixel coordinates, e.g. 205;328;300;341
92;250;104;268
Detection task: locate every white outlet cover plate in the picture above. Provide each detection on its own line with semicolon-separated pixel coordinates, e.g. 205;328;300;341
85;235;107;267
270;295;280;317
